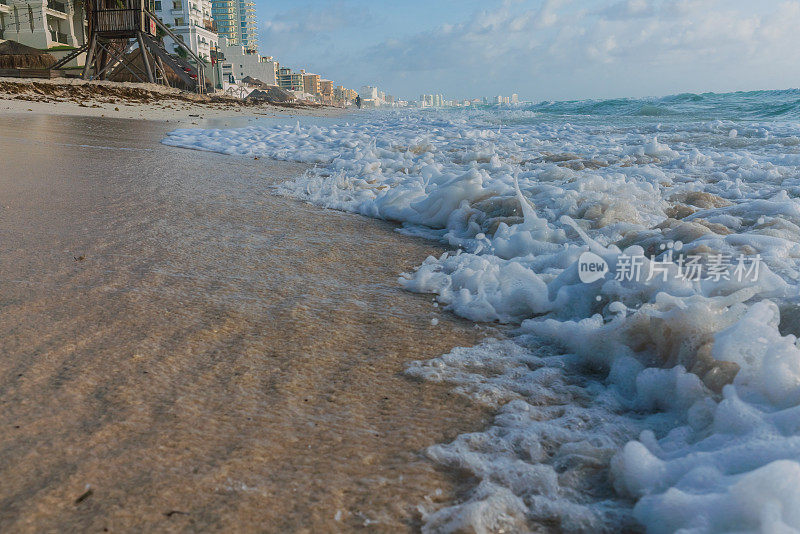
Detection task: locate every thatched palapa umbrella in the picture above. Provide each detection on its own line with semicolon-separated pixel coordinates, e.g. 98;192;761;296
0;40;56;69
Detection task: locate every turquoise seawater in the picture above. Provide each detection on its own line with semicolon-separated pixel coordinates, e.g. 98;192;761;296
510;89;800;122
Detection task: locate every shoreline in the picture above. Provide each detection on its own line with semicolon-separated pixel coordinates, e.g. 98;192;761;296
0;77;351;123
0;112;498;532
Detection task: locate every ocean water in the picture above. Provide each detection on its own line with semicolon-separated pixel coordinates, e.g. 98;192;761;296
164;89;800;532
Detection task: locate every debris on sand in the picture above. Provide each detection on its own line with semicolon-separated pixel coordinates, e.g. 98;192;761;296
74;488;93;504
0;78;322;110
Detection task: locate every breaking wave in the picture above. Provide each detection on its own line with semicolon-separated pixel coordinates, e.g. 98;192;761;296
513;89;800;121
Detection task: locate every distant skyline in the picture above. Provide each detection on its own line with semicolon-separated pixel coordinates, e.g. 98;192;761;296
255;0;800;102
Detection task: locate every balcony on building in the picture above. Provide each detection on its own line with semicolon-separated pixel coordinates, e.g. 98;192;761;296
49;29;69;44
48;0;68;13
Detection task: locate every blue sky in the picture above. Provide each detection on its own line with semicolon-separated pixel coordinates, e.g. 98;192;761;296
255;0;800;102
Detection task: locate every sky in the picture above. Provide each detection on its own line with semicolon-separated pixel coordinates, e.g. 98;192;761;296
255;0;800;102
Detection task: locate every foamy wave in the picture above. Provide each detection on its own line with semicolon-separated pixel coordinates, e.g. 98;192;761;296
164;98;800;532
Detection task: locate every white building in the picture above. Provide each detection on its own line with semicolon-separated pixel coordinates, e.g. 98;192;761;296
511;93;519;104
0;0;87;52
360;85;378;100
152;0;217;63
359;85;381;107
218;39;277;84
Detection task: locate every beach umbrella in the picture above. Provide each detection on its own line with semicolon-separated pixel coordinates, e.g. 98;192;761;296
0;40;56;69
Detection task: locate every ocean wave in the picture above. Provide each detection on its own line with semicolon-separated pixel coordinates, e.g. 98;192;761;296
517;89;800;121
163;96;800;532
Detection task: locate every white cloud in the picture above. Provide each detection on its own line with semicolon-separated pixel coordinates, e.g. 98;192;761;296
364;0;800;99
261;3;374;48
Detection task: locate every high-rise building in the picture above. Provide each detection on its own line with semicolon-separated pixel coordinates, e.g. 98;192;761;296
211;0;257;51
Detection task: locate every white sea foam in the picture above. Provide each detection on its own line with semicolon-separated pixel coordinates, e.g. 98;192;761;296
164;104;800;532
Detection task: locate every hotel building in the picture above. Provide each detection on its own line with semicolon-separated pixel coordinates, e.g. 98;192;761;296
211;0;256;51
277;67;303;92
301;71;320;97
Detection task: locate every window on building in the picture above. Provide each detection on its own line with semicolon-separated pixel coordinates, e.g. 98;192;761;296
174;17;184;25
172;0;180;8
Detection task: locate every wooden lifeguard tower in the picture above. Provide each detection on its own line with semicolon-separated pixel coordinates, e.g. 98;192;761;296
51;0;206;92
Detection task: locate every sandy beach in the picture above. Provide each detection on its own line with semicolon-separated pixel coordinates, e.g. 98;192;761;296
0;112;499;532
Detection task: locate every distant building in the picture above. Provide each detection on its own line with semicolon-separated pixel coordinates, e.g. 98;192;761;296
359;85;380;107
154;0;218;62
319;79;333;104
219;40;277;84
418;94;433;107
278;67;304;91
302;72;320;97
360;86;378;100
334;85;354;105
511;93;519;104
211;0;256;51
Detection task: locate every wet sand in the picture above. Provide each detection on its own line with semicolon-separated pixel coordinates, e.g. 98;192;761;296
0;115;493;532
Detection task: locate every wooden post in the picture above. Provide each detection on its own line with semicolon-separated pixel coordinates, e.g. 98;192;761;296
98;46;109;80
82;33;97;79
136;31;155;83
154;55;170;87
